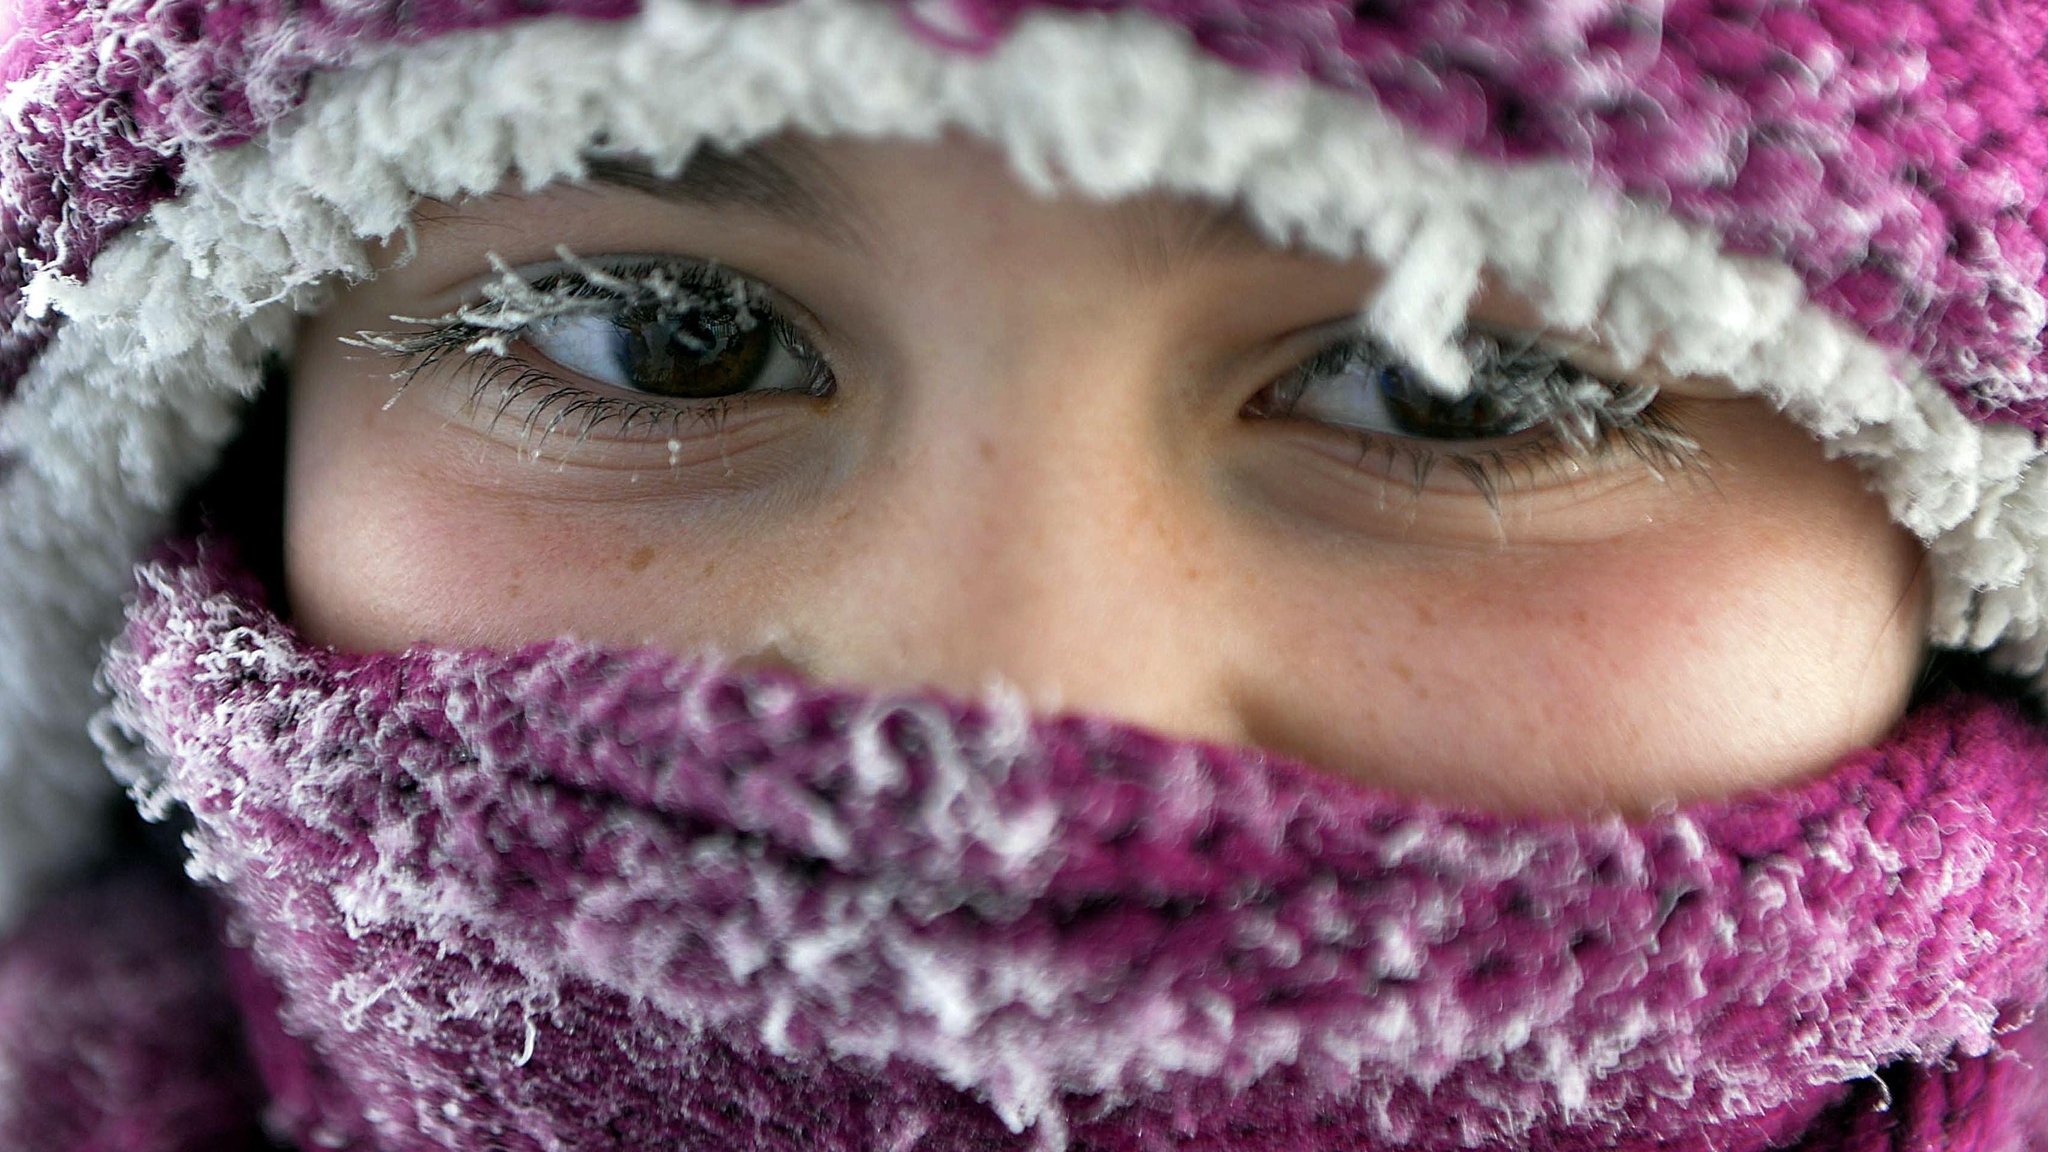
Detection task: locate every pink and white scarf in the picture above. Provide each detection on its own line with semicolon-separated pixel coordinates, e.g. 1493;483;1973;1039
10;540;2040;1152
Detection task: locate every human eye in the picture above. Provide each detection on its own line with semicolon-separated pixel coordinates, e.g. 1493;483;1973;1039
352;250;835;460
1244;325;1699;504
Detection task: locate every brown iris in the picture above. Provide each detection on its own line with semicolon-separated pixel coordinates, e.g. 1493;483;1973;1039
614;298;774;399
1379;367;1539;440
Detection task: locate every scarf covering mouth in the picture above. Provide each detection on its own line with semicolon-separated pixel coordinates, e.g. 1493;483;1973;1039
92;542;2048;1152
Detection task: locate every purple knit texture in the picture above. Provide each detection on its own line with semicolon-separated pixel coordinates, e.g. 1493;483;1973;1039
1;0;2043;426
0;871;2041;1151
0;0;639;411
93;543;2048;1151
0;866;268;1152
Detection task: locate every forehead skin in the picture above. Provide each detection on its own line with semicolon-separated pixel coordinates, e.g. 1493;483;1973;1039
284;134;1928;817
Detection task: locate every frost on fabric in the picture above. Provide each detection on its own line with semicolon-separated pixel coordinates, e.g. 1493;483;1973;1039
7;0;2048;942
89;545;2048;1152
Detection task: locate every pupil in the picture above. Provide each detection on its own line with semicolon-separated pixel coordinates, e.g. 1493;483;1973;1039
1380;366;1529;440
616;301;771;399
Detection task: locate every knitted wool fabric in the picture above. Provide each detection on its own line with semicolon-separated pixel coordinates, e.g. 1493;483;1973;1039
0;0;2045;930
68;542;2048;1151
3;3;2048;1149
0;865;269;1152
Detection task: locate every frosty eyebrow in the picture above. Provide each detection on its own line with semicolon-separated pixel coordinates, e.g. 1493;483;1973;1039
580;145;875;250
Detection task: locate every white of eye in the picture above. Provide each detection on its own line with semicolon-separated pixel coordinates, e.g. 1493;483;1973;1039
527;313;632;385
1286;352;1414;434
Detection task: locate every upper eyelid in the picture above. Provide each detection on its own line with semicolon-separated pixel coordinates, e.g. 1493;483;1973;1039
1458;321;1740;401
353;259;1704;487
1277;318;1603;388
1538;337;1743;401
1287;317;1738;404
345;255;817;392
409;251;1726;408
418;252;838;345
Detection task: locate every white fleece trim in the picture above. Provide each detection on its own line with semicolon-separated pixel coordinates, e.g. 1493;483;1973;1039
1;0;2043;932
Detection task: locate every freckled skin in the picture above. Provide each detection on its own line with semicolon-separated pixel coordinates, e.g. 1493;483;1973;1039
286;136;1928;817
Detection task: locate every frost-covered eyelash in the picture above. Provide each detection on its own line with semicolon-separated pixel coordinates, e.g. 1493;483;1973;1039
1337;407;1703;511
353;252;1702;498
348;249;826;452
1461;332;1658;454
1277;328;1705;507
358;246;775;359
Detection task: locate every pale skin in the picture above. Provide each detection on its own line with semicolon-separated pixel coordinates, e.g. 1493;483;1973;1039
286;134;1929;817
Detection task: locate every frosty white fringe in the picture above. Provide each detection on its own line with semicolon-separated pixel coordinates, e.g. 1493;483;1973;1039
0;0;2043;937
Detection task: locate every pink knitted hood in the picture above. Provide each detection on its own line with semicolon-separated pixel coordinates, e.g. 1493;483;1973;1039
0;0;2044;935
65;542;2048;1151
1;4;2047;1149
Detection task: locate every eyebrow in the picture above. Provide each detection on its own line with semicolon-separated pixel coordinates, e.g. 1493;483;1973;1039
571;142;1284;279
579;144;874;250
1104;198;1286;282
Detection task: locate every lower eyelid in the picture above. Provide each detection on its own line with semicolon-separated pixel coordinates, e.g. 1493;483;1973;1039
444;382;813;478
1272;403;1700;499
384;301;1694;496
472;357;783;442
370;335;751;462
465;363;675;445
1337;432;1578;496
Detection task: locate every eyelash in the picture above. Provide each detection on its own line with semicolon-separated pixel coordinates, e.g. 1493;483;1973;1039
1313;410;1701;510
1256;335;1704;508
354;254;1702;501
391;341;784;451
353;254;834;454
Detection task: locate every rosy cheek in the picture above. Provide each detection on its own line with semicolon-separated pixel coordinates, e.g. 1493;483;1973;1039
1231;493;1922;816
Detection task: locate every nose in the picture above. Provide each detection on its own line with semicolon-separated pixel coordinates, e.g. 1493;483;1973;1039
774;348;1255;748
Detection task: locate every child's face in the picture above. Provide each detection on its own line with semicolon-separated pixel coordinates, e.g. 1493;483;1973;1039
286;134;1927;816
